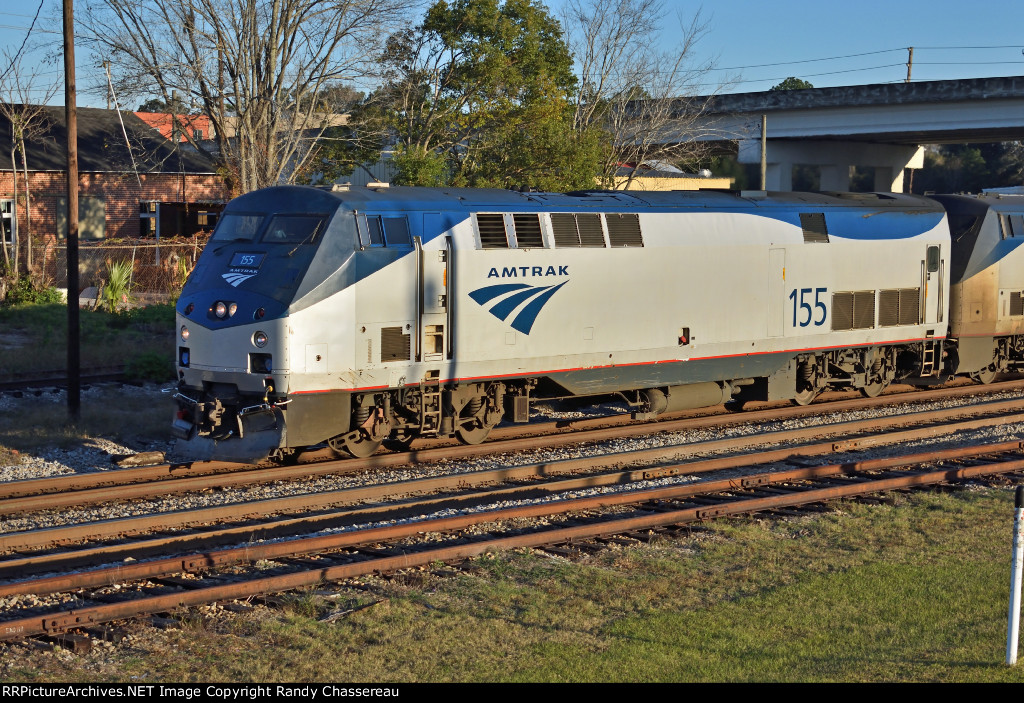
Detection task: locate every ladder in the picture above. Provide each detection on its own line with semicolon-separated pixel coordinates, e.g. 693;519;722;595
920;341;940;377
420;374;442;435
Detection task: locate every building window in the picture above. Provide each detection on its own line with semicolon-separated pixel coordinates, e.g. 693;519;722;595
0;200;15;245
57;196;105;240
140;201;224;238
193;129;203;141
140;201;158;237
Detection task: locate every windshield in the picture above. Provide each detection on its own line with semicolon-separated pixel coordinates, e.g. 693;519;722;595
261;215;326;245
210;213;264;241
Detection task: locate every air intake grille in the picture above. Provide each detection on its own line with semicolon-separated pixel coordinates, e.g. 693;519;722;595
832;291;875;330
551;213;605;247
879;288;921;326
1012;291;1024;316
606;213;643;247
476;214;508;249
799;212;829;243
512;213;543;248
380;327;410;362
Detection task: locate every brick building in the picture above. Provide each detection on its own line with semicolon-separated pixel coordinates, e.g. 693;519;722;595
0;105;229;258
135;111;213;143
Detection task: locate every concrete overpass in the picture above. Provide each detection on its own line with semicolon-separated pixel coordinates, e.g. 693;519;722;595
674;76;1024;192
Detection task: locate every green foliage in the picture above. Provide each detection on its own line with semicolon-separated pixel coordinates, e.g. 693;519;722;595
391;144;450;187
366;0;601;190
771;77;814;91
0;303;173;378
125;351;175;382
99;259;134;312
914;142;1024;194
3;275;64;306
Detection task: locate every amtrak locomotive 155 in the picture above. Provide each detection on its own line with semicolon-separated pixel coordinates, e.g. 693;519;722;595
170;184;1024;462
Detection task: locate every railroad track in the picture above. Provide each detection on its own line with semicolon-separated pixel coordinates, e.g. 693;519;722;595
3;386;1024;643
2;438;1024;642
5;378;1024;513
0;367;128;392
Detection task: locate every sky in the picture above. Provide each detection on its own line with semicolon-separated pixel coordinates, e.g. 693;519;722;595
2;0;1024;108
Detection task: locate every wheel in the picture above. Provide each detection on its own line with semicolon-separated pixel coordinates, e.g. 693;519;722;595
456;421;493;445
792;388;819;406
454;396;501;445
972;366;998;385
860;378;888;398
334;431;382;458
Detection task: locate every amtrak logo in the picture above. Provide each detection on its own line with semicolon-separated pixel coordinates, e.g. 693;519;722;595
468;281;567;335
222;272;257;287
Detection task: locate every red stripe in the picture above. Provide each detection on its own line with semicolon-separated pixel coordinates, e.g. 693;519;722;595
290;336;945;395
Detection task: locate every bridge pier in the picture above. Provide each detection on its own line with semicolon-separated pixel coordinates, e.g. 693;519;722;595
737;140;924;193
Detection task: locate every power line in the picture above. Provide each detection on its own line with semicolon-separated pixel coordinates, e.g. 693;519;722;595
0;0;47;83
707;44;1024;73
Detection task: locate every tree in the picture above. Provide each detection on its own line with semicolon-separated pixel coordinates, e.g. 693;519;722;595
361;0;604;190
913;142;1024;194
770;77;814;91
561;0;727;189
0;49;59;278
82;0;410;194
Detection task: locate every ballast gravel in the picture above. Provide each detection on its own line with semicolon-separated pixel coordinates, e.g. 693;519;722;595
2;384;1024;539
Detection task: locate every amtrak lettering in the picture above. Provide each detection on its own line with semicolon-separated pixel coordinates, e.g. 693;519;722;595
487;265;569;278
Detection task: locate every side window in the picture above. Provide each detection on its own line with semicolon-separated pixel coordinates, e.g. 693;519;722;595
357;215;413;248
383;217;412;246
1000;214;1024;239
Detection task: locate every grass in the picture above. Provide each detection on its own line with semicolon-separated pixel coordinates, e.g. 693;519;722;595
3;487;1024;682
0;303;175;379
0;386;172;450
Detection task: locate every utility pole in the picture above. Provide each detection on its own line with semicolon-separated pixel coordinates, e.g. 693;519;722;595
760;114;767;191
63;0;80;420
103;61;111;110
906;47;914;83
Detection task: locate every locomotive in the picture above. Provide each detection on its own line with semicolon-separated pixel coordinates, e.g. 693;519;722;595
169;184;1024;463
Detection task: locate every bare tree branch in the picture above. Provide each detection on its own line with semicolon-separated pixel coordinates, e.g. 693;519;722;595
0;49;60;276
81;0;411;193
562;0;736;188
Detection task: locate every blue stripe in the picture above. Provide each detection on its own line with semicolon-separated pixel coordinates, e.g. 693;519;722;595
510;282;567;334
468;283;531;305
754;210;945;240
489;286;552;321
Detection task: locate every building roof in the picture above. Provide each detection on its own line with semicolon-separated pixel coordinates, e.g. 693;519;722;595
0;104;220;173
135;111;213;143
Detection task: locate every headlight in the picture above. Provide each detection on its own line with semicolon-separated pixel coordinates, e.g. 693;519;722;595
214;301;228;318
180;325;190;341
253;331;269;348
228;302;238;317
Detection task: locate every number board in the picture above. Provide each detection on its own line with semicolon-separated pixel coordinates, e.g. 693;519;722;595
228;252;266;271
